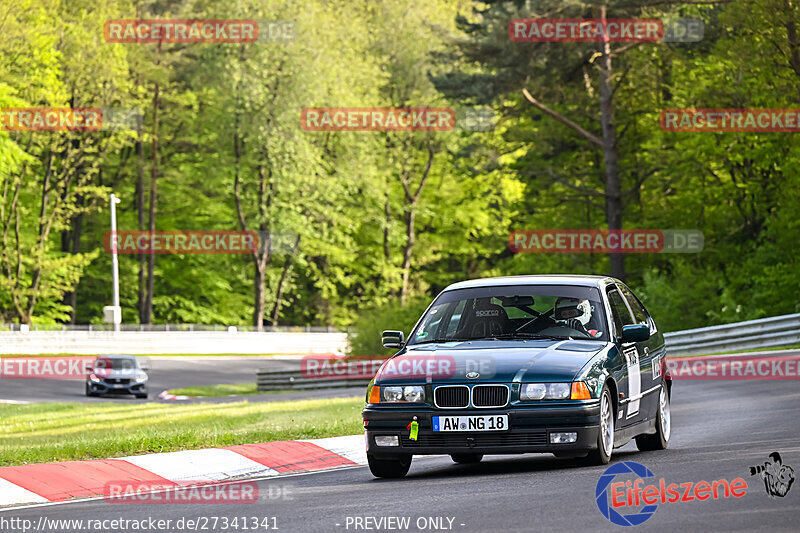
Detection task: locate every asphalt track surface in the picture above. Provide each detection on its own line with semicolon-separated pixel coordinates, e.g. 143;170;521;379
3;379;800;532
0;356;365;404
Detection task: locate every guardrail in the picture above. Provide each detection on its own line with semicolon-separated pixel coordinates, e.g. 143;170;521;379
256;366;372;391
664;313;800;356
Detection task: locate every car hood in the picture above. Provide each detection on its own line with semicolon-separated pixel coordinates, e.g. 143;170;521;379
375;339;607;384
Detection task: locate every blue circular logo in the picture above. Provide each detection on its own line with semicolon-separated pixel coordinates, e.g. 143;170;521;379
596;461;659;526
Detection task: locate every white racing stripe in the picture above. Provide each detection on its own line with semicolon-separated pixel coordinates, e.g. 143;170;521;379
300;435;367;465
0;479;48;505
120;449;278;483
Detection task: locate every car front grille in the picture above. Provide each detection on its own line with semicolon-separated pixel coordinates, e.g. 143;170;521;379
104;378;130;384
434;386;469;408
401;431;547;448
472;385;509;408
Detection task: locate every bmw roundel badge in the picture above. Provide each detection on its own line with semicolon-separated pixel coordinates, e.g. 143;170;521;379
466;371;480;379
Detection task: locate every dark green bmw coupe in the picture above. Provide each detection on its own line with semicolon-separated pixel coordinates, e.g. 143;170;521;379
362;275;672;478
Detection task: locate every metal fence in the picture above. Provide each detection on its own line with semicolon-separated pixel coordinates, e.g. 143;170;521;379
256;366;372;392
663;313;800;356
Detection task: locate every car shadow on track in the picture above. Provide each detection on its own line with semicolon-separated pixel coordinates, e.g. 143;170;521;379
392;449;645;481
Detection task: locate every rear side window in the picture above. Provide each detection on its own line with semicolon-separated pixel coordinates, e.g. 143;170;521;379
607;288;633;336
619;285;649;326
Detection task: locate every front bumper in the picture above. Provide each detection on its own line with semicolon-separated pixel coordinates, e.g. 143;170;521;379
363;403;600;456
87;380;147;395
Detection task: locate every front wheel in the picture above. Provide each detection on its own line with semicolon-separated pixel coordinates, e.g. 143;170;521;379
582;385;614;466
85;383;97;397
636;383;670;451
451;453;483;464
367;454;412;478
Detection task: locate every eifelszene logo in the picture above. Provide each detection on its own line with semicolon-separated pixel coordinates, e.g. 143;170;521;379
749;452;795;498
595;461;748;526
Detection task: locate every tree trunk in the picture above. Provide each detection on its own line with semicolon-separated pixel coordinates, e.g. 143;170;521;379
398;148;435;305
598;5;625;281
136;113;147;323
144;82;160;323
400;204;416;306
270;235;301;325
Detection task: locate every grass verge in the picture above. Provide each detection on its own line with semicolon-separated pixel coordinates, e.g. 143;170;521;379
0;397;363;467
168;383;262;397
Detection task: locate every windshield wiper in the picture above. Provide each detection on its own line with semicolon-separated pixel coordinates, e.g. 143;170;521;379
491;332;573;341
412;337;472;345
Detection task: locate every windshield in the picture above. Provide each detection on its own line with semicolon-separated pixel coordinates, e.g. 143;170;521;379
409;284;608;344
95;357;138;371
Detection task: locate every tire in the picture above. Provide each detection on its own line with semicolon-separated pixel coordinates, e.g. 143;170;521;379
450;453;483;464
136;393;148;399
367;454;412;478
85;383;97;397
636;382;671;451
582;385;615;466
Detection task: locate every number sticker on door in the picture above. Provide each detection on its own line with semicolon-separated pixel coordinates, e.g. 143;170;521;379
623;346;641;419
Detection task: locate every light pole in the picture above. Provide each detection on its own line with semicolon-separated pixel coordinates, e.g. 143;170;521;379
109;193;121;331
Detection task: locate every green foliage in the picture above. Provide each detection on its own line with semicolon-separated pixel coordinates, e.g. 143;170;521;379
348;297;431;355
1;0;798;333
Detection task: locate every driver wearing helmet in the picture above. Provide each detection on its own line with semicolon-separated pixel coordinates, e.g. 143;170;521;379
553;297;594;337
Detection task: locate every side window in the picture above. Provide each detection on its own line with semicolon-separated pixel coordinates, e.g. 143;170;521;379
619;285;649;326
607;288;633;337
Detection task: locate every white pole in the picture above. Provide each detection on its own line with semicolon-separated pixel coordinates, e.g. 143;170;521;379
110;193;121;332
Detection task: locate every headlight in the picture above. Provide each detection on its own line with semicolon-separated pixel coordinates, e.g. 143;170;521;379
520;382;571;400
403;386;424;403
380;385;425;403
520;383;546;400
89;373;101;382
134;372;148;383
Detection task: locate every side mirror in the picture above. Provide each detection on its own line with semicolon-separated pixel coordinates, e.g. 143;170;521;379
381;330;404;349
85;363;93;373
621;324;650;343
140;364;151;372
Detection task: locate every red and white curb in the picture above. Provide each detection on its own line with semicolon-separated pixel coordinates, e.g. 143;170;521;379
157;389;193;401
0;434;365;507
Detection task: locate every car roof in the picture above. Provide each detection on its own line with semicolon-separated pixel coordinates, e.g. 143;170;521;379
443;274;619;292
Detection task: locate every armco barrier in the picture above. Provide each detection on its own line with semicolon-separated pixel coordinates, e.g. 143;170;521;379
257;361;380;391
256;368;371;391
0;330;347;355
664;313;800;356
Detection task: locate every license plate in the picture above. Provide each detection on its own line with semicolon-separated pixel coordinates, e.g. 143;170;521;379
432;415;509;432
113;384;125;388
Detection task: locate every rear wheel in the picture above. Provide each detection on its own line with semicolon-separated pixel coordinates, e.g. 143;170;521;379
367;454;412;478
582;386;614;466
636;383;670;451
450;453;483;464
